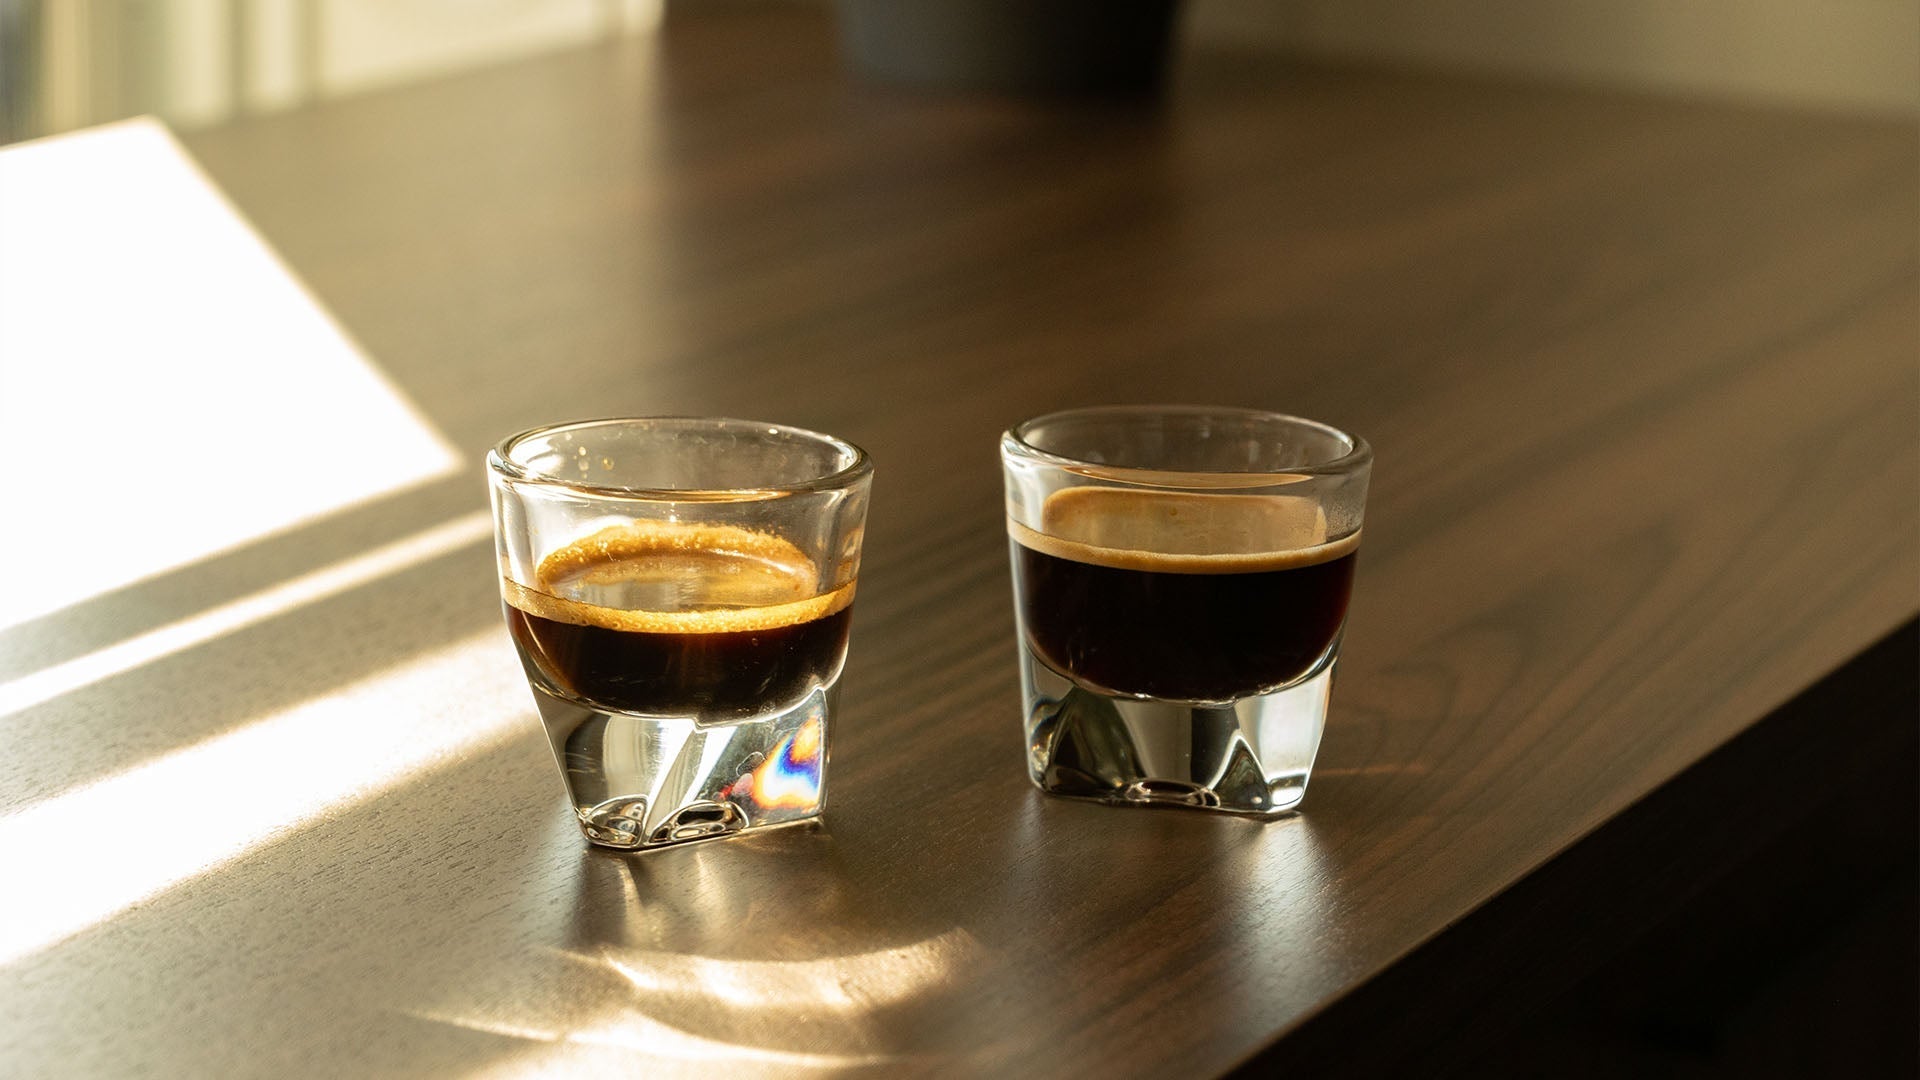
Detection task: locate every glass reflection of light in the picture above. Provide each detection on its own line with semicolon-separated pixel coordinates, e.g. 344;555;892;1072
411;927;980;1076
596;929;974;1010
0;118;461;632
0;629;528;967
723;711;823;811
417;1002;890;1074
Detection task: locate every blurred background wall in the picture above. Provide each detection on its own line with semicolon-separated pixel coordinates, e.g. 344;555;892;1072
1;0;1915;146
0;0;663;144
1187;0;1919;115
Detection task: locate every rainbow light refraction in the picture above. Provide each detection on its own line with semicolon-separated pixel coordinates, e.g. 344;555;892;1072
728;709;823;811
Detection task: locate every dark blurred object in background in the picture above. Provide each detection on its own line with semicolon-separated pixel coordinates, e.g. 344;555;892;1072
835;0;1181;97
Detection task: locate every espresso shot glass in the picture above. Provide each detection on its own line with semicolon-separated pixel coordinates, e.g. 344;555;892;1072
1002;406;1369;816
489;418;871;850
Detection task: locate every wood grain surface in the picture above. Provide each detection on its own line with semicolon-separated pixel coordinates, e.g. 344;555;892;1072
3;3;1915;1076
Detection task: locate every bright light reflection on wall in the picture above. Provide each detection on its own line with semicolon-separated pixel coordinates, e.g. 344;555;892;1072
0;628;527;967
0;118;461;631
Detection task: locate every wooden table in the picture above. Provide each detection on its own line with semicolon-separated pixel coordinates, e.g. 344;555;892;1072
4;4;1914;1076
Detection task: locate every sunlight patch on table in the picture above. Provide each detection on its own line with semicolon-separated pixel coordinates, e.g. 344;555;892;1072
0;510;493;719
0;629;528;967
0;118;460;631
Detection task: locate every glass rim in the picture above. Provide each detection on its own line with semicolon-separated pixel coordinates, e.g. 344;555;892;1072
1003;404;1372;478
487;416;873;498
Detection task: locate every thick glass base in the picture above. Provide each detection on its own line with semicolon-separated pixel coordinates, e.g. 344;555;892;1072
529;684;832;850
1021;649;1333;817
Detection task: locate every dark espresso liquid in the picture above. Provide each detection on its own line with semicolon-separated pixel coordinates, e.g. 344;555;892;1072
506;604;852;717
1013;487;1357;702
503;521;854;719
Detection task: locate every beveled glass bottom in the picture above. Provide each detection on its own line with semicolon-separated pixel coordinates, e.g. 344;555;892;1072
1021;650;1333;817
529;684;832;850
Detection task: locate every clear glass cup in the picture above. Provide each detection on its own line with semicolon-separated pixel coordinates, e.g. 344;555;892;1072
489;417;871;850
1002;406;1370;816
